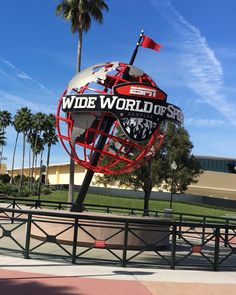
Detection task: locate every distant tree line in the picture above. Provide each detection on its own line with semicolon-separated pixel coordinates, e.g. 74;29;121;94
0;108;58;195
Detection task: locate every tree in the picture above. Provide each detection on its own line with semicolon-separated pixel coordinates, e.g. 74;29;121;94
34;136;44;196
157;124;202;194
0;111;12;130
42;114;58;186
12;108;32;190
95;124;201;212
56;0;109;73
0;110;12;174
56;0;109;202
11;119;20;183
28;112;47;190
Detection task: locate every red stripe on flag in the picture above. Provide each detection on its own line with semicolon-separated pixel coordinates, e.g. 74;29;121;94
141;35;162;52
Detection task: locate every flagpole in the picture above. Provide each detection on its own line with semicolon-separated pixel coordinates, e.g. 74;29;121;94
129;30;144;65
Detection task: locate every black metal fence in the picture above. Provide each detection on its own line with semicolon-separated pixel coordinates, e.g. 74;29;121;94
0;197;236;271
1;196;236;225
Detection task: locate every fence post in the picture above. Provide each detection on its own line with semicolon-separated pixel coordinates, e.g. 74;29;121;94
170;224;177;269
11;199;16;224
213;227;220;271
224;219;229;247
25;213;32;259
178;214;182;239
122;222;129;267
202;217;206;244
72;217;79;264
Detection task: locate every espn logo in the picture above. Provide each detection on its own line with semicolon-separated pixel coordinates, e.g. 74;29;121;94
113;83;167;101
130;86;157;97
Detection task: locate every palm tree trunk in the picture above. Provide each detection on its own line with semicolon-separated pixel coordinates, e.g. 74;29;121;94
0;127;4;174
30;132;39;189
19;132;26;191
10;132;19;183
38;149;44;196
28;146;31;188
68;28;83;203
0;144;3;174
76;22;83;72
35;153;38;179
45;144;51;186
30;152;34;190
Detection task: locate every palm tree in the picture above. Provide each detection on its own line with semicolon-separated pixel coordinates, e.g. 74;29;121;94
43;114;58;186
27;131;37;188
11;119;20;183
56;0;109;202
27;131;35;188
0;110;12;173
12;108;32;190
34;136;44;178
56;0;108;72
28;112;47;189
0;130;6;175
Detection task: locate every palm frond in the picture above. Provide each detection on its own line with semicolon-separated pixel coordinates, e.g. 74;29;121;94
0;130;6;146
56;0;108;33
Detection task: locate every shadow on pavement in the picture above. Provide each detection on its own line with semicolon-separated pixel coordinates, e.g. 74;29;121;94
113;270;154;276
0;278;85;295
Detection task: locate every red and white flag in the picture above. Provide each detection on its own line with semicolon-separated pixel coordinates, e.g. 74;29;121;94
141;35;162;52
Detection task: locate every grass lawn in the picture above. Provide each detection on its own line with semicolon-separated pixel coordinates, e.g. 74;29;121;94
34;190;236;218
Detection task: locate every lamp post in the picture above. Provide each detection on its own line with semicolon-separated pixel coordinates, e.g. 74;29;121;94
170;161;177;209
0;151;2;174
38;163;46;201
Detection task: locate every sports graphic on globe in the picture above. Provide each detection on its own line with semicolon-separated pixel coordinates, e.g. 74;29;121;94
56;61;184;175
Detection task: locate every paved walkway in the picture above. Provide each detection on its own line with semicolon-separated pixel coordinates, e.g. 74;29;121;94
0;254;236;295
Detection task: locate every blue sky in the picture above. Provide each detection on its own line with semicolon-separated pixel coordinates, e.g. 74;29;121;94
1;0;236;168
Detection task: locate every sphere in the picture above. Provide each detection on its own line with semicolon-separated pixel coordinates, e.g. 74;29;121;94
56;61;166;174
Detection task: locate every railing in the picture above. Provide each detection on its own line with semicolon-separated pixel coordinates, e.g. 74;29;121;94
1;196;236;226
0;203;236;270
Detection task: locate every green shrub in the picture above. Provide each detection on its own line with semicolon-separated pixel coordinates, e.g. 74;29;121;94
0;174;11;184
1;183;19;196
49;185;56;191
0;182;4;194
13;190;31;198
42;187;52;195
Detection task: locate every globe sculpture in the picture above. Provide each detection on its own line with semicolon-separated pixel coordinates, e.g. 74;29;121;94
56;61;183;175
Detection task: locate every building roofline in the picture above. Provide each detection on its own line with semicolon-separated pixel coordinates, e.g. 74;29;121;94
196;155;236;161
6;162;72;171
7;155;236;171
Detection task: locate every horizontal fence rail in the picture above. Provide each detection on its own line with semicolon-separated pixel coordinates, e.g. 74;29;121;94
1;196;236;226
0;201;236;271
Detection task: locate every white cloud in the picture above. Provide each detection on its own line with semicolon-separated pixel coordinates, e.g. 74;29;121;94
185;117;227;127
150;0;236;126
17;73;31;80
0;57;16;69
0;57;53;95
0;89;55;114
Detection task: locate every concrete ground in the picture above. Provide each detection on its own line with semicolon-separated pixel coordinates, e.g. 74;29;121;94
0;254;236;295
